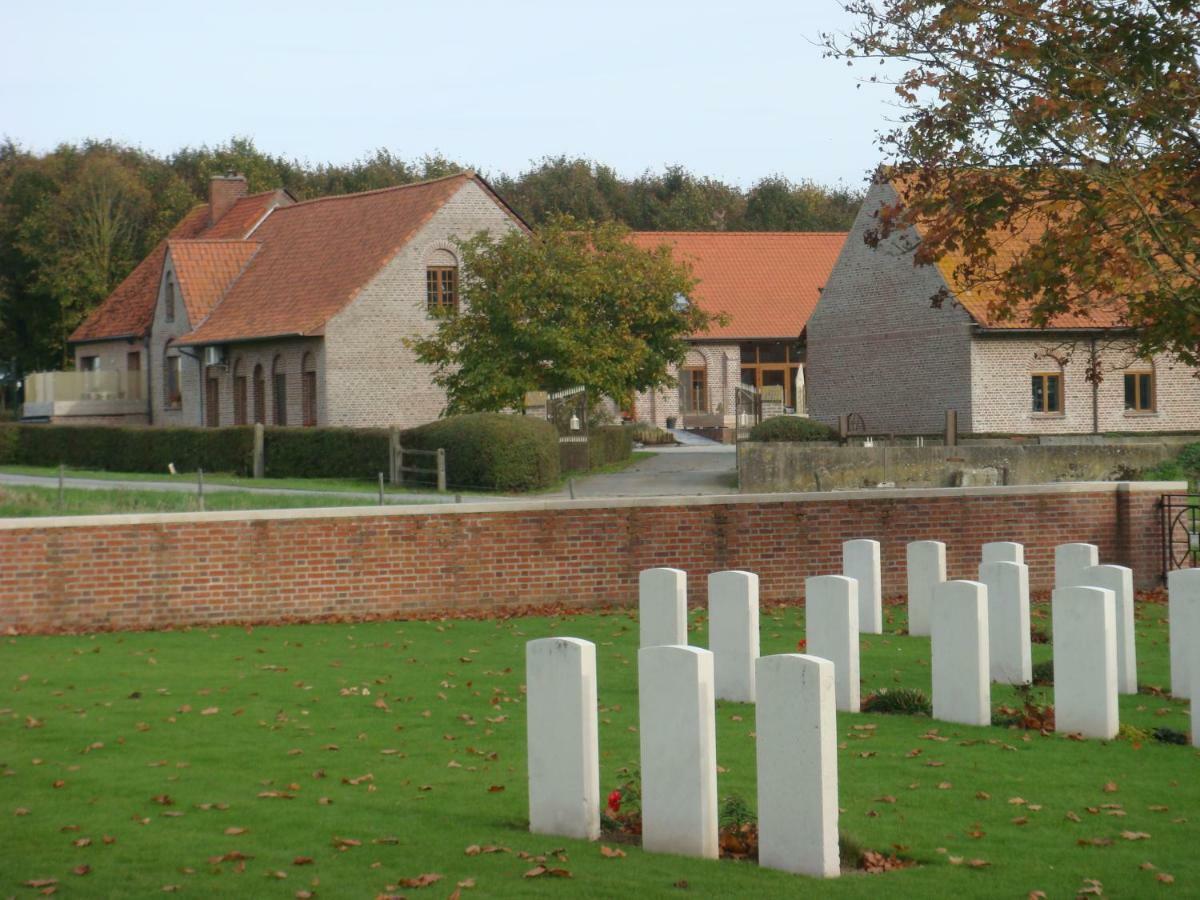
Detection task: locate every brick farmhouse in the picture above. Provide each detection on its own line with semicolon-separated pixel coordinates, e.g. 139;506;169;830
807;178;1200;435
63;173;525;428
627;232;846;433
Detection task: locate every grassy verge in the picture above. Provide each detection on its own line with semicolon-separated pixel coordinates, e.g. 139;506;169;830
0;484;411;517
1;600;1195;897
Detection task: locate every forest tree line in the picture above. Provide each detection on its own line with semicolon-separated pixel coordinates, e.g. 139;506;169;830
0;137;863;373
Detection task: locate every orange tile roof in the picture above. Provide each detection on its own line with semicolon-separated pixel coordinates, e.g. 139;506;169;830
178;173;486;345
69;206;212;343
201;190;293;239
168;240;261;324
628;232;847;339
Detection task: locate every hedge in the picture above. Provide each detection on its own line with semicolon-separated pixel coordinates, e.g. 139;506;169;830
0;424;255;474
748;415;838;442
263;427;390;480
402;413;559;491
589;424;633;468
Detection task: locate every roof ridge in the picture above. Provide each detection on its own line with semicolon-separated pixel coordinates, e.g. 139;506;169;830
169;238;261;245
274;171;473;211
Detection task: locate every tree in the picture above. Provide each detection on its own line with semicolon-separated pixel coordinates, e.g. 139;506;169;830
744;175;863;231
409;217;716;414
825;1;1200;364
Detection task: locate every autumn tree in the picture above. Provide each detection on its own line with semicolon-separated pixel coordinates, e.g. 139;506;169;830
826;1;1200;363
410;217;715;414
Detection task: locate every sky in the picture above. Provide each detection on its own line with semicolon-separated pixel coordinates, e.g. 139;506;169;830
0;0;898;189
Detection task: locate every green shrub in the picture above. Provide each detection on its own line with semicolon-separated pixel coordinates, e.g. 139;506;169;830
402;413;559;492
0;425;17;465
625;422;675;445
588;424;633;468
4;424;254;474
1031;659;1054;685
263;427;390;480
748;415;837;442
861;687;932;715
1176;442;1200;477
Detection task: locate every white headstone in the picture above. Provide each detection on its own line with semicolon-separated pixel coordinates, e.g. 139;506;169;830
1055;542;1099;588
1081;564;1137;695
805;575;860;712
843;539;883;634
525;637;600;840
640;567;688;648
638;645;718;859
1052;586;1118;739
1168;568;1200;700
708;570;759;703
931;580;991;726
978;561;1032;685
755;654;840;878
906;540;946;637
1193;660;1200;750
982;541;1024;565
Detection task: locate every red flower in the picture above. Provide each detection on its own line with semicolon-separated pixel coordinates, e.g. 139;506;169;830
607;790;621;814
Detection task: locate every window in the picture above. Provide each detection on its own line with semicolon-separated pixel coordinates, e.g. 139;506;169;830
301;353;317;427
682;366;707;413
426;266;458;313
165;274;176;323
126;351;140;372
164;353;182;408
738;341;803;410
79;355;98;372
272;355;287;426
1124;370;1155;411
1031;373;1062;414
233;361;248;426
205;373;220;427
252;364;266;425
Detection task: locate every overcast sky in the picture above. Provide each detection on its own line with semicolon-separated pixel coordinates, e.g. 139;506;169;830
1;0;897;188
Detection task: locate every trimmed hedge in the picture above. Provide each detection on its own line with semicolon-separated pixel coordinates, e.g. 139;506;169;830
263;427;390;480
0;424;254;474
588;425;633;468
748;415;838;442
403;413;559;491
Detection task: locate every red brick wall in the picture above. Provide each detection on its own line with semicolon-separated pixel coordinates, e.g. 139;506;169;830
0;484;1169;634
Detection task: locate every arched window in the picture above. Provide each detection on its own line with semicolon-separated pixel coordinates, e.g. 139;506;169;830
164;273;176;323
272;355;288;426
1124;363;1155;412
163;342;182;409
232;359;248;425
252;364;266;425
426;249;459;314
301;352;317;427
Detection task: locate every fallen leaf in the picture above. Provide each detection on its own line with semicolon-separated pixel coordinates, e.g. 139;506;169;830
600;845;626;858
1157;873;1175;884
293;857;313;866
397;873;443;888
1121;831;1151;841
1103;782;1118;793
487;785;505;793
72;865;91;876
224;827;247;836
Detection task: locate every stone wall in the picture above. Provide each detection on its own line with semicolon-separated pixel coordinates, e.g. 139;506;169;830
738;441;1181;493
0;482;1173;634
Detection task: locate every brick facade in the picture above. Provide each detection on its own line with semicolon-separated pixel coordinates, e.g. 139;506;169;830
807;182;975;434
0;482;1171;635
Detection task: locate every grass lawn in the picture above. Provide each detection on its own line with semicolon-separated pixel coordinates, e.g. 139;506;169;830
0;484;393;517
1;600;1195;898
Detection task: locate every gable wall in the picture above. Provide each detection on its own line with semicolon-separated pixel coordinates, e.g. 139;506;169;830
147;254;202;427
322;180;521;428
806;182;976;434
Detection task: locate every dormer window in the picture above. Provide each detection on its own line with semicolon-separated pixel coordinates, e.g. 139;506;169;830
426;266;458;313
165;274;176;323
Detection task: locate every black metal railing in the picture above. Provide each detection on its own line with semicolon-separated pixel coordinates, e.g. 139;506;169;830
1160;494;1200;580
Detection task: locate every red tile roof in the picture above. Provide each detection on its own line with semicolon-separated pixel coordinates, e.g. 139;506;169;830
168;240;261;324
178;173;487;345
69;190;292;344
628;232;847;340
69;206;211;343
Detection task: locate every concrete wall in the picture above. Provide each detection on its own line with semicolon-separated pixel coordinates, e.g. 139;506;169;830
0;481;1173;634
322;179;521;428
738;440;1182;493
806;182;975;434
971;335;1200;434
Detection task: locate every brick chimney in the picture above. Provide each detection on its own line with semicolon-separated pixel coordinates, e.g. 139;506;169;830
209;173;248;225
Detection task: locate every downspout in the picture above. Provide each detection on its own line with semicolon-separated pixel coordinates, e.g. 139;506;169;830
1090;336;1099;435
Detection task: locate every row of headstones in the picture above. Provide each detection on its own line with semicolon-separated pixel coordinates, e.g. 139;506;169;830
526;637;838;878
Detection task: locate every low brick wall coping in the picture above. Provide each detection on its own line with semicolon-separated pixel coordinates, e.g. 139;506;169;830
0;480;1183;533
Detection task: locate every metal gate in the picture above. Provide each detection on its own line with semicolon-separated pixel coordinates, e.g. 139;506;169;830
1160;494;1200;580
547;386;589;471
734;384;762;442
